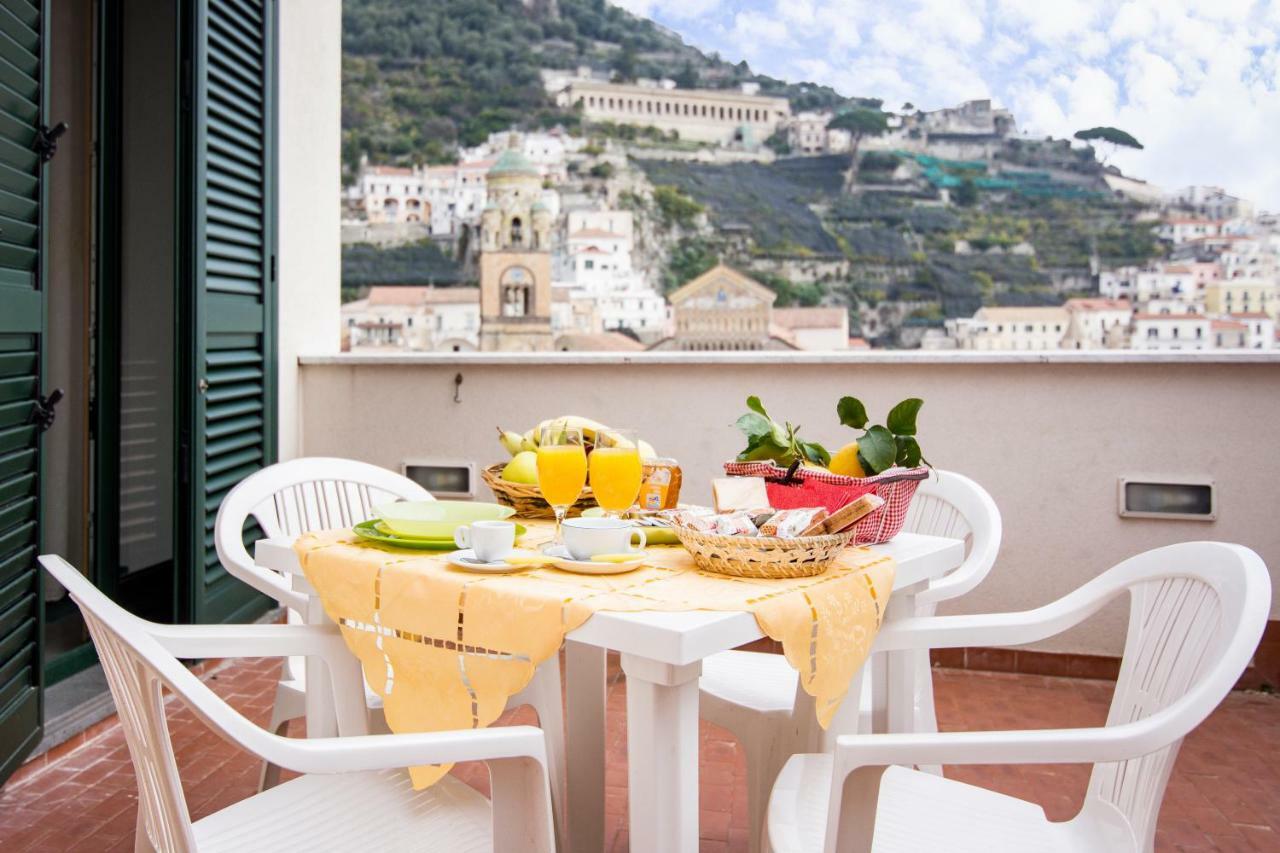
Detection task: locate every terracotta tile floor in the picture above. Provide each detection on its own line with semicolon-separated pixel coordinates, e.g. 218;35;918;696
1;655;1277;852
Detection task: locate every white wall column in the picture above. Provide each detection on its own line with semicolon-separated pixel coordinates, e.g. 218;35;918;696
276;0;342;460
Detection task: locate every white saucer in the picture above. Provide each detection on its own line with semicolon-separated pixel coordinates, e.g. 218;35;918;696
542;545;647;575
447;549;525;574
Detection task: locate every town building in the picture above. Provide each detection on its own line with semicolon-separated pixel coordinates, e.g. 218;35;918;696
916;99;1016;138
1211;319;1248;349
345;160;431;225
1204;280;1277;320
1131;313;1212;350
554;208;667;340
557;79;790;147
946;306;1069;350
771;307;850;350
1156;218;1222;245
342;286;480;352
478;149;556;351
1231;313;1276;349
649;265;796;351
1061;298;1132;349
786;112;834;154
344;155;494;237
1167;186;1255;221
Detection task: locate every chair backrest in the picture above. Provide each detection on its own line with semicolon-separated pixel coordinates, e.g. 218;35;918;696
214;457;433;611
900;469;1002;608
41;555;215;851
1085;542;1268;848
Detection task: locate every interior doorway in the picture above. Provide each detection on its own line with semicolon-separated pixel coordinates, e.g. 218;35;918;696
41;0;182;686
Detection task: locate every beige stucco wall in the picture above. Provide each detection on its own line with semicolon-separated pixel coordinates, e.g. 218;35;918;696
296;352;1280;657
277;0;342;460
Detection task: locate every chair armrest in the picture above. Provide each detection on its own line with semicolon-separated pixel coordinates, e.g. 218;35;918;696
256;725;551;775
149;622;370;736
874;573;1131;653
834;715;1172;770
148;622;346;661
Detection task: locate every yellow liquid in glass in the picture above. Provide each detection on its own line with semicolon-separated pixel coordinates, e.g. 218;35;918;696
537;444;587;507
589;447;643;512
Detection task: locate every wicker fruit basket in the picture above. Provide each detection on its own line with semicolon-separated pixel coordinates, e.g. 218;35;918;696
674;526;853;579
482;464;597;519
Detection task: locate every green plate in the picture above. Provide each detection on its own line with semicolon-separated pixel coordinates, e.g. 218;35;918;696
375;500;515;538
353;519;527;550
580;507;681;545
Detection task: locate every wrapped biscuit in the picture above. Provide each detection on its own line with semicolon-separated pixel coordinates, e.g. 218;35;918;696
760;508;828;538
713;511;759;536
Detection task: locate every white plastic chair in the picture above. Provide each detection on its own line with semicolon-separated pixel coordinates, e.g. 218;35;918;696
698;470;1001;849
213;456;566;834
766;541;1270;853
40;554;556;853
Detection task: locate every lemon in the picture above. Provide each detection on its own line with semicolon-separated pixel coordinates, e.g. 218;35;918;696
828;441;866;478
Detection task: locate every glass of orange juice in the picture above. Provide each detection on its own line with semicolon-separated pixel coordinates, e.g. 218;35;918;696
537;425;588;545
589;428;643;518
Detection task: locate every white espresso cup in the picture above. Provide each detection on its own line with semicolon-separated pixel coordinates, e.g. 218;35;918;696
454;520;516;563
561;517;646;562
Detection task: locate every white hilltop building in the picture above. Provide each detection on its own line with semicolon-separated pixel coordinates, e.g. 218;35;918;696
552;208;668;342
344;155;494;237
946;306;1069;351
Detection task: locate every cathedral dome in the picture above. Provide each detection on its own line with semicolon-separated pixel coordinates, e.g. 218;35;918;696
488;149;539;179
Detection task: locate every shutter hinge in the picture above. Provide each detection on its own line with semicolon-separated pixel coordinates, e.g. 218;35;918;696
34;122;69;163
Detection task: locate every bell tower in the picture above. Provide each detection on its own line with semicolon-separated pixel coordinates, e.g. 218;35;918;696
479;146;555;351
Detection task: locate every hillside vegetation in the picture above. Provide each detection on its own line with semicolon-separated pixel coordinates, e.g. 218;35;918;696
341;0;860;171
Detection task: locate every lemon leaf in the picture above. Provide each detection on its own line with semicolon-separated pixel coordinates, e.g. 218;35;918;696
837;396;868;429
886;398;924;436
859;425;897;473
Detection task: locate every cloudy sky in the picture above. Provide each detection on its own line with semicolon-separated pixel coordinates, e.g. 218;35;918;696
612;0;1280;209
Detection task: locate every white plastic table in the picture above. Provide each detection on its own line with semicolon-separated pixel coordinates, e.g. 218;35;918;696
255;532;963;853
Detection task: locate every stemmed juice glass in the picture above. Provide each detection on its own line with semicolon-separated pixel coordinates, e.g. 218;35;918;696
588;428;643;518
537;425;587;546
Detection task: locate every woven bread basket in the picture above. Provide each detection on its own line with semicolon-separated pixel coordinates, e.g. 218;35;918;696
482;463;597;519
674;526;853;579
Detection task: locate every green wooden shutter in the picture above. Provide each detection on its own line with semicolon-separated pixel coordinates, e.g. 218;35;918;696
0;0;45;783
185;0;275;624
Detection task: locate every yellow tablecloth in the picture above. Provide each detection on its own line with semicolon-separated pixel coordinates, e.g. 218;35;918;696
295;522;895;787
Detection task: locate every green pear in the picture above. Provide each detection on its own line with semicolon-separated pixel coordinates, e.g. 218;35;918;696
501;451;539;485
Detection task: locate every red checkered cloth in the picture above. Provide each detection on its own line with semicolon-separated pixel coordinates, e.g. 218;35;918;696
722;462;929;545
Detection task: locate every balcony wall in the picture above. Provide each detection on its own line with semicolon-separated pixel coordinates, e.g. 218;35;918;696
297;351;1280;657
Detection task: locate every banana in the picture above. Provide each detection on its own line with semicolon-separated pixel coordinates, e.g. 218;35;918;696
533;415;608;445
496;427;524;457
519;435;538;453
523;428;539;448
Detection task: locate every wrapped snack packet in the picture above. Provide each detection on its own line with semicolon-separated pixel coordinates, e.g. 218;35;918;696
713;511;759;536
760;508;828;538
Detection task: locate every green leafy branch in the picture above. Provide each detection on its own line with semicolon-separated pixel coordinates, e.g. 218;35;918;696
836;396;929;474
734;396;831;467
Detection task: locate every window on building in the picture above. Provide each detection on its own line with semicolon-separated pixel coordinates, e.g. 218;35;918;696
1147;328;1157;338
406;317;413;327
584;259;594;270
1173;327;1181;338
510;216;523;245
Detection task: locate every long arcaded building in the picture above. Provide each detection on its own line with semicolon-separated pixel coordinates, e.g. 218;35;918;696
561;80;791;146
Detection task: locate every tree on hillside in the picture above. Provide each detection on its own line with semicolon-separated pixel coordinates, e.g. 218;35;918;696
829;108;889;192
674;60;699;89
613;40;638;82
1073;126;1143;165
